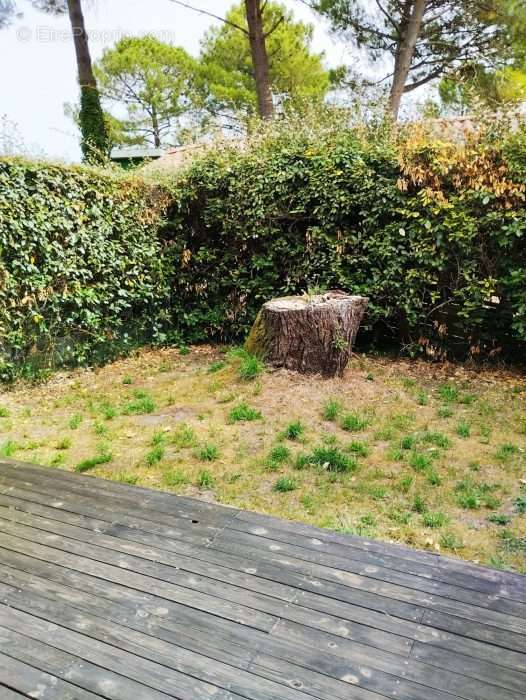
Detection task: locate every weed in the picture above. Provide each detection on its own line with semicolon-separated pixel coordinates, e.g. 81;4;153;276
267;445;290;465
162;469;188;487
228;403;262;423
426;468;441;486
68;414;82;430
122;390;155;415
294;453;312;470
50;453;65;466
101;402;117;420
459;393;477;405
0;406;9;418
389;508;412;524
495;443;520;461
400;435;415;450
499;530;526;553
456;421;471;438
282;420;304;441
300;494;315;511
0;439;18;458
75;450;112;473
274;477;297;493
421;431;451;449
346;441;370;458
179;346;190;356
437;406;454;418
389;447;404;461
515;496;526;514
208;360;226;373
440;532;464;551
197;444;219;461
146;444;165;467
412;495;427;513
366;484;388;501
422;511;447;528
117;472;139;485
416;391;428;406
323;398;342;421
151;430;166;447
487;514;511;526
397;475;414;493
438;383;459;402
341;412;368;432
197;470;215;488
410;452;432;471
238;354;264;381
93;421;108;437
56;437;71;450
309;445;358;473
172;423;196;449
122;375;133;385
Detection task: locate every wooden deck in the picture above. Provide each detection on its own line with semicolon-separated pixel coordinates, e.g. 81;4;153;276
0;461;524;700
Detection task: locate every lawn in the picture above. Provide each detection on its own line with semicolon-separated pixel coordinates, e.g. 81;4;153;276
0;346;524;572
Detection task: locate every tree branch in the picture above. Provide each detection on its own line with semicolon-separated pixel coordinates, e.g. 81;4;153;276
166;0;248;35
264;14;285;39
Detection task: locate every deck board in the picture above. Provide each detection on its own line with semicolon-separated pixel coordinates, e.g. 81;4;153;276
0;460;524;700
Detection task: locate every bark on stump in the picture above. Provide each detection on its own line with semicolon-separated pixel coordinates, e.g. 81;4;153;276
245;290;368;378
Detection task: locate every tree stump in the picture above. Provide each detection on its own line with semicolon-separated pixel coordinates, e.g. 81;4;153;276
245;290;368;377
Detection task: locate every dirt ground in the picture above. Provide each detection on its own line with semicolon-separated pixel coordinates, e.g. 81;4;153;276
0;346;524;572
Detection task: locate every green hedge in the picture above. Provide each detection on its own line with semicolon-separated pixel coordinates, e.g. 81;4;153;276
1;119;526;379
0;158;171;380
164;124;526;361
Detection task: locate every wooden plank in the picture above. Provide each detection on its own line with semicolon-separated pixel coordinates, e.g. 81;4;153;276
1;492;524;661
0;487;426;624
0;653;103;699
0;626;189;700
271;619;526;696
410;641;526;695
0;519;416;656
0;686;30;700
224;518;526;602
0;604;320;700
3;550;523;698
0;461;239;526
208;531;526;635
0;530;278;632
210;528;526;620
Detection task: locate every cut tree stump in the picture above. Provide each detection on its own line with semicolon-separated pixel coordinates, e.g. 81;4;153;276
245;290;368;378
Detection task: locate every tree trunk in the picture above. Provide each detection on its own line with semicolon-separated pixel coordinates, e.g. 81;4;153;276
389;0;427;120
67;0;109;161
245;291;368;378
245;0;274;119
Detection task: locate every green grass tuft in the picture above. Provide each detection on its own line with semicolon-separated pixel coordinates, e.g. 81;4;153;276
228;402;262;423
273;476;297;492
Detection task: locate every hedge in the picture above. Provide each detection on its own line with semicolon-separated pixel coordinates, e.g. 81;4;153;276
1;115;525;379
164;119;526;361
0;158;171;380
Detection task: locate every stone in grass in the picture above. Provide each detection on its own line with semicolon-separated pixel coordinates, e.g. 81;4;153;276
245;290;368;378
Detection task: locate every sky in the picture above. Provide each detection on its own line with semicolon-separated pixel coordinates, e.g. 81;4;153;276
1;0;360;161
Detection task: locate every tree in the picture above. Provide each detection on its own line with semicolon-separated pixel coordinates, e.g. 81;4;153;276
31;0;109;161
94;36;197;147
245;0;274;118
312;0;518;119
199;1;330;120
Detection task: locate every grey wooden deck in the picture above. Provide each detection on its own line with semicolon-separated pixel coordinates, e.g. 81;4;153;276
0;461;524;700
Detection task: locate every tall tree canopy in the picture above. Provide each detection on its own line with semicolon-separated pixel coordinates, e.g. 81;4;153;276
312;0;518;118
95;36;197;147
199;1;330;120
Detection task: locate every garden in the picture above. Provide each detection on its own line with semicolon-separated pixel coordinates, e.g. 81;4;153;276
0;113;525;573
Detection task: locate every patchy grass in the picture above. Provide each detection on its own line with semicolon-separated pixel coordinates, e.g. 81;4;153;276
1;345;525;572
